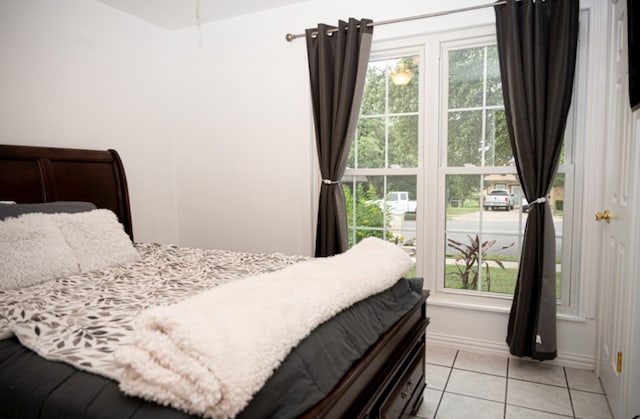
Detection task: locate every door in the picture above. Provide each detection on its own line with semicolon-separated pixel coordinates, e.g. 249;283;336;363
598;1;637;418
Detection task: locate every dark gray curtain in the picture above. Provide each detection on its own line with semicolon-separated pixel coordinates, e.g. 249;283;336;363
306;18;373;257
494;0;579;360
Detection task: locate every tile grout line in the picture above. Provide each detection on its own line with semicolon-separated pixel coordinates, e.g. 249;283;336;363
432;349;458;419
452;366;510;379
563;366;577;418
507;376;575;389
422;347;612;419
503;357;510;419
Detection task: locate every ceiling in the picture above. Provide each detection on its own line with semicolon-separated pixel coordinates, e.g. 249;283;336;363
96;0;310;30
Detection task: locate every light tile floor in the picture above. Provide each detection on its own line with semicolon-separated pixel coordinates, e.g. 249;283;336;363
410;344;613;419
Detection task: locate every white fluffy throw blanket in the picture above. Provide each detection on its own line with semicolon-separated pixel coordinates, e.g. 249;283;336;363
116;237;412;418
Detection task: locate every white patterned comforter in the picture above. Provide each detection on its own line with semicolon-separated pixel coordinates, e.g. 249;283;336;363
0;243;305;379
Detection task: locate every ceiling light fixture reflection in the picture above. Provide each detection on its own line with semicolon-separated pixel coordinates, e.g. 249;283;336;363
390;63;414;86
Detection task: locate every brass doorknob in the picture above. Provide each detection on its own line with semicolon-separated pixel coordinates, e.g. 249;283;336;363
595;209;611;223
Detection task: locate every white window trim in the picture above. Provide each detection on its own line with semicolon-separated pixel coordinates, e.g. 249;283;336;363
434;28;527;302
350;9;598;318
344;44;425;246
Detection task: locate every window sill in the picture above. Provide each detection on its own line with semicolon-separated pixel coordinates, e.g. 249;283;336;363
427;290;586;322
428;291;512;314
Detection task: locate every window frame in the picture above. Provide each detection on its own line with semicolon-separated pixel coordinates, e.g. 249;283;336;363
343;45;425;248
438;34;524;301
433;27;584;311
346;19;588;314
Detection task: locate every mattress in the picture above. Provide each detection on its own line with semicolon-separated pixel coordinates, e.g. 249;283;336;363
0;242;423;418
0;277;423;419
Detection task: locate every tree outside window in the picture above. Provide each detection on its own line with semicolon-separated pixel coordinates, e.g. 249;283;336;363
344;56;419;267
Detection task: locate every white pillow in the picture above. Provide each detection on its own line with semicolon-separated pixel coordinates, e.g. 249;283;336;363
0;213;80;289
53;209;140;272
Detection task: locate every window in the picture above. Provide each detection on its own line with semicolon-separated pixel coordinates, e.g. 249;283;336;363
440;32;580;307
344;23;585;310
343;54;421;275
442;41;526;296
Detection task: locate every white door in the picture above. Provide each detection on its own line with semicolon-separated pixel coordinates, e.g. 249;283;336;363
598;1;638;418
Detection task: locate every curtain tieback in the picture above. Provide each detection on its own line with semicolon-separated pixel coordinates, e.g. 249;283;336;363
530;196;547;205
322;179;341;185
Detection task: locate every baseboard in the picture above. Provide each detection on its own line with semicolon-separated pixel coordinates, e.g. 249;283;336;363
426;331;596;370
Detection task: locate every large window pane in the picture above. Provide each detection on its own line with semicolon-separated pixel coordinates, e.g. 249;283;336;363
447;45;510;169
445;175;523;294
354;56;420;170
444;172;565;297
345;53;419;271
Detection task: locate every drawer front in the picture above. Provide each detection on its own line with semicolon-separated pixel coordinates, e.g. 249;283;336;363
378;341;425;418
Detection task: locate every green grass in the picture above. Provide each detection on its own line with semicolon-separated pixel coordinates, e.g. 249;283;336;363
444;265;517;294
444;265;561;297
447;207;478;217
446;200;484;217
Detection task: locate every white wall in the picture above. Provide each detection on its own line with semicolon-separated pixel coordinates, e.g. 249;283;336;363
0;0;178;244
170;12;313;255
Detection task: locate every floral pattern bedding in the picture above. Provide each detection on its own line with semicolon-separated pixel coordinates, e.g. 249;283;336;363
0;243;305;380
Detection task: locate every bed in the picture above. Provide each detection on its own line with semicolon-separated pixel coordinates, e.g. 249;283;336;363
0;144;429;419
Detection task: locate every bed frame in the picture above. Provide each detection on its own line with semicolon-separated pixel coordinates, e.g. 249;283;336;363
0;144;133;240
0;144;429;419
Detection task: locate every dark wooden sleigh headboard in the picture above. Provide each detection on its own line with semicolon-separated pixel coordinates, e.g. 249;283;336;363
0;144;133;240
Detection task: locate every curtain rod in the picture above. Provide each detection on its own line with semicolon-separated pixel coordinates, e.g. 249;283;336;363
285;0;507;42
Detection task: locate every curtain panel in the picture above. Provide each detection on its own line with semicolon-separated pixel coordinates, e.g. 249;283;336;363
305;18;373;257
494;0;579;360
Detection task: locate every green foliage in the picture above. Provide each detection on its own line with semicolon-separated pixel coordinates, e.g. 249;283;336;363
360;65;386;115
448;46;502;108
449;48;486;108
553;172;565;188
387;175;417;200
348;56;420;216
388;115;418;168
353;58;419;170
446;234;514;291
447;46;512;168
351;118;385;168
344;184;390;246
447;175;481;209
